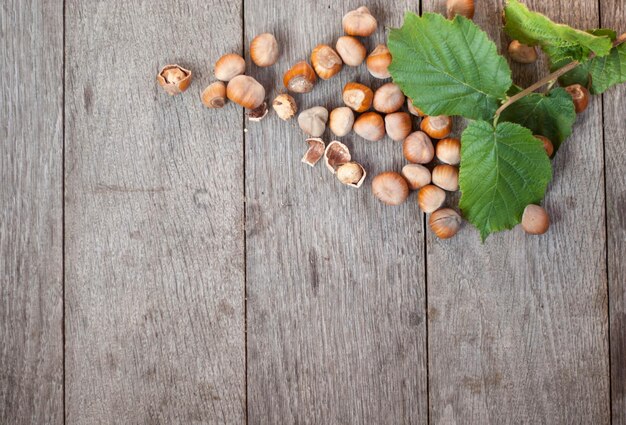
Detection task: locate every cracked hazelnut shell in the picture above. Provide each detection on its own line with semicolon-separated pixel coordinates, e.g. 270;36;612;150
157;64;192;95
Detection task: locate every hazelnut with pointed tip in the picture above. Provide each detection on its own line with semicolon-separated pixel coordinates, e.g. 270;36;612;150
385;112;412;142
435;138;461;165
311;44;343;80
372;172;410;206
335;36;367;67
366;44;392;79
373;83;405;113
418;185;446;213
214;53;246;81
250;33;279;67
403;131;434;164
402;164;431;190
354;112;385;141
429;208;462;239
432;164;459;191
342;6;378;37
298;106;328;137
522;204;550;235
226;75;265;109
329;107;355;137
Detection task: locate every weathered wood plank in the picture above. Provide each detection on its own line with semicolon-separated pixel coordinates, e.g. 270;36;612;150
602;1;626;423
0;1;64;423
64;1;245;423
422;0;610;423
244;2;427;423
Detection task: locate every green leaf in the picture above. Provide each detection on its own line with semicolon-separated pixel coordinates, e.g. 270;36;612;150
499;88;576;150
504;0;612;65
388;12;512;121
557;43;626;94
459;121;552;241
587;29;617;41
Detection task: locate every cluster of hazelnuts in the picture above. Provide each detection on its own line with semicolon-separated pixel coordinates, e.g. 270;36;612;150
156;0;590;239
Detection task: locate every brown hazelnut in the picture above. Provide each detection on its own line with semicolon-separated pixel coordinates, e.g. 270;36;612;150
157;64;192;95
402;164;431;190
508;40;538;64
329;107;355;137
372;172;410;206
565;84;590;113
214;53;246;81
335;36;367;67
403;131;434;164
534;135;554;157
447;0;475;19
226;75;265;109
435;138;461;165
407;98;426;117
311;44;343;80
201;81;226;108
272;94;298;121
342;82;373;112
366;44;392;79
418;185;446;213
342;6;378;37
336;162;367;188
432;164;459;191
283;61;317;93
298;106;328;137
429;208;462;239
521;204;550;235
250;33;280;67
384;112;412;142
373;83;405;113
353;112;385;142
420;115;453;139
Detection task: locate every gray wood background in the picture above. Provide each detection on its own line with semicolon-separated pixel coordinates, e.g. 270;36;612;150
1;0;624;424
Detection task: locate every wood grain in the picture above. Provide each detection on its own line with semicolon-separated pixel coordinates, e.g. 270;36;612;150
244;1;427;423
64;1;245;423
601;1;626;423
0;1;64;423
422;0;611;423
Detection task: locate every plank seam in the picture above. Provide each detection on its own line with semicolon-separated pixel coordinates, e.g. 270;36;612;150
242;0;249;423
62;0;67;423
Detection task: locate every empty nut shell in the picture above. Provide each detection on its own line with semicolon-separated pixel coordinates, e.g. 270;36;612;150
403;131;434;164
534;135;554;157
214;53;246;81
402;164;431;190
324;140;351;173
429;208;462;239
226;75;265;109
521;204;550;235
272;93;298;120
343;82;373;112
508;40;538;64
407;98;426;117
298;106;328;137
329;107;355;137
435;138;461;165
385;112;412;142
301;138;325;167
335;36;367;67
342;6;378;37
250;33;280;67
418;185;446;213
247;102;268;122
354;112;385;142
373;83;405;113
157;64;192;95
447;0;475;19
201;81;226;108
366;44;392;79
372;172;410;206
311;44;343;80
432;164;459;191
284;61;317;93
421;115;453;139
336;162;367;188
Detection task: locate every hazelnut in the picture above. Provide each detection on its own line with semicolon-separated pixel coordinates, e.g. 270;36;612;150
201;81;226;108
373;83;405;113
508;40;538;64
301;138;325;167
407;98;426;117
565;84;590;113
329;107;355;137
353;112;385;142
534;135;554;157
429;208;462;239
432;164;459;191
418;185;446;213
283;61;317;93
435;138;461;165
214;53;246;81
157;64;192;95
342;82;373;112
272;93;298;121
420;115;453;139
250;33;280;67
372;172;410;206
447;0;475;19
384;112;412;142
402;164;431;190
247;102;269;122
403;131;434;164
226;75;265;109
521;204;550;235
324;140;351;173
311;44;343;80
298;106;328;137
336;162;367;188
342;6;378;37
335;36;367;67
366;44;392;79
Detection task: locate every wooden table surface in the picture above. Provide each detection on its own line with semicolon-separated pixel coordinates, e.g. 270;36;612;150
2;0;625;423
